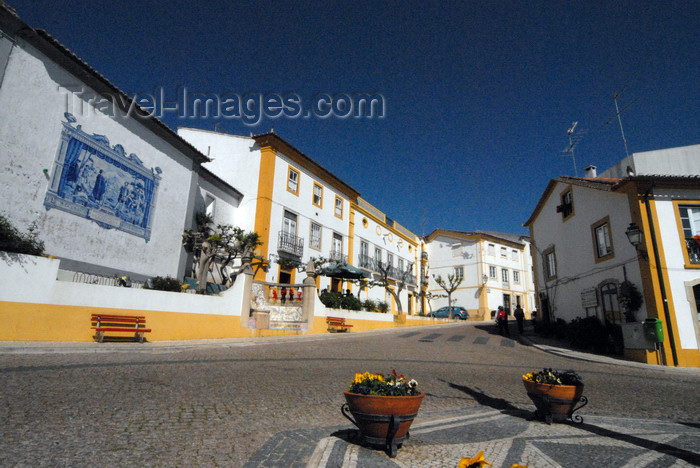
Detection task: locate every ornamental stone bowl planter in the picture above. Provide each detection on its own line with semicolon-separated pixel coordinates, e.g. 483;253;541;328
522;378;588;424
341;391;424;457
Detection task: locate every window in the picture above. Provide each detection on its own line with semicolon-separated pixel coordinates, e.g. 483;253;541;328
500;246;507;258
454;266;464;279
559;188;574;219
283;210;297;235
501;268;509;283
386;253;393;267
287;167;299;195
513;271;520;283
332;232;343;254
678;204;700;265
335;196;343;218
511;250;518;261
489;265;497;278
591;217;614;261
544;247;557;280
310;222;321;250
375;247;382;265
488;243;495;256
451;244;463;257
312;183;323;207
398;258;404;272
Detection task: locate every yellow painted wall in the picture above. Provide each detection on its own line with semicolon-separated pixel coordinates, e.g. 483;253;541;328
1;301;446;342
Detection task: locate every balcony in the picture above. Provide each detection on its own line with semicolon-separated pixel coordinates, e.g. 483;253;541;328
278;231;304;257
358;254;374;270
685;238;700;264
329;250;348;264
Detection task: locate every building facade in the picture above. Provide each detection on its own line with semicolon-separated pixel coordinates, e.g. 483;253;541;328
0;5;233;283
525;155;700;367
423;230;535;320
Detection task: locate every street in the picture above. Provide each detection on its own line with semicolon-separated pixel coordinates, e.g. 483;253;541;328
1;322;699;467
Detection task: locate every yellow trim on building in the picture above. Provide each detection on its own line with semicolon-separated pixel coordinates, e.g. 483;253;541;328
254;145;277;281
672;200;700;269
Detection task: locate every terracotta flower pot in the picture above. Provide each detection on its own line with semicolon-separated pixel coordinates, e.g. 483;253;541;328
342;391;424;457
522;378;586;424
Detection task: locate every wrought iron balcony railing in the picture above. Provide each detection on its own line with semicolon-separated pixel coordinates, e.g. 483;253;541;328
278;231;304;257
329;250;348;264
358;254;374;270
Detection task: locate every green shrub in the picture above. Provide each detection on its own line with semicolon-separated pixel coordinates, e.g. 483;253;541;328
319;290;343;308
376;301;389;313
146;276;183;292
362;299;377;312
341;295;362;311
0;215;45;256
567;316;608;351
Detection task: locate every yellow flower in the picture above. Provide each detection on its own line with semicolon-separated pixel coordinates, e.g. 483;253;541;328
458;450;492;468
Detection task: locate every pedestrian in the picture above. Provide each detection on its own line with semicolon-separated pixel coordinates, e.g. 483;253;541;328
514;305;525;334
281;286;287;304
496;306;509;336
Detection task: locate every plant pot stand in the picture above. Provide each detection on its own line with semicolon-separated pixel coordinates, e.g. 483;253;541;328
523;380;588;424
341;391;424;458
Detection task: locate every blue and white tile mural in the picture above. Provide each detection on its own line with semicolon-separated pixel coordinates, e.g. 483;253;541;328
44;113;161;241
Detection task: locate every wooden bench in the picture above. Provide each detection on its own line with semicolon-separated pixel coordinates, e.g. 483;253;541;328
326;316;353;333
91;313;151;343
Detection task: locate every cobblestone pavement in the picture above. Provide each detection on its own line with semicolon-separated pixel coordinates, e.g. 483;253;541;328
1;322;699;467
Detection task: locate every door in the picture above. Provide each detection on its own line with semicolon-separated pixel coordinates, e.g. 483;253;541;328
601;282;621;324
503;294;511;316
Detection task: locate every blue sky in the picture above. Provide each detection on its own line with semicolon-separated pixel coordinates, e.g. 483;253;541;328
10;1;699;236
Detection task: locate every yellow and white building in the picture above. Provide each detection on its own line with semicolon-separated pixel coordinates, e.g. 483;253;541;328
525;149;700;368
423;229;535;320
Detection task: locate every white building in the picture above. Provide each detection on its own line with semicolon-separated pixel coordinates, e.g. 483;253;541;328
423;229;535;320
525;149;700;368
0;4;238;283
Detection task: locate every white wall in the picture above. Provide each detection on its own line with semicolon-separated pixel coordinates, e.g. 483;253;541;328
0;38;198;280
531;181;643;323
651;190;700;350
600;144;700;178
177;128;258;231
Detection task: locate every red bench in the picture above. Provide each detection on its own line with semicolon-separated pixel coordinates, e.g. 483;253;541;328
91;313;151;343
327;316;353;333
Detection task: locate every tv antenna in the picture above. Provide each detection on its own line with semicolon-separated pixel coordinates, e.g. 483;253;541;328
606;89;638;158
562;121;581;176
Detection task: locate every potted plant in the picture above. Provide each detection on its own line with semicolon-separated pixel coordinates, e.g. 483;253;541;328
341;370;423;457
522;368;587;424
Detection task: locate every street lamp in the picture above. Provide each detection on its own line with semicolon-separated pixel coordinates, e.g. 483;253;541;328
625;222;647;259
482;274;488;285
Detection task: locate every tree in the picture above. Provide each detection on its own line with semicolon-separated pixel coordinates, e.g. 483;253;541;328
367;260;415;314
183;213;261;293
433;274;463;319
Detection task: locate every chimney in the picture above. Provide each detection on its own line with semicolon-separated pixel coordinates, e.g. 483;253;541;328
584;165;597;178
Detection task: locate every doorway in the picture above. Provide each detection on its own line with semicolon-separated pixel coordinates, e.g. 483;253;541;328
503;294;511;316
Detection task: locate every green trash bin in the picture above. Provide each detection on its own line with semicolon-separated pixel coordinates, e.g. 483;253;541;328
643;318;664;343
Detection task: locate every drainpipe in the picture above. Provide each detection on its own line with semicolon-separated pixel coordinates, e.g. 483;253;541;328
643;184;679;366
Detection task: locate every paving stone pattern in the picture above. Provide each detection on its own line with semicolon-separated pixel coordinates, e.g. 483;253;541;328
1;322;699;467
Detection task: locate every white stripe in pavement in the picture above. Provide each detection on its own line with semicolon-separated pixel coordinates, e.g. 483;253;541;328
342;444;359;468
410;410;504;434
306;436;336;468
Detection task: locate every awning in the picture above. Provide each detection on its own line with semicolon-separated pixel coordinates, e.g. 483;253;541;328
322;263;371;280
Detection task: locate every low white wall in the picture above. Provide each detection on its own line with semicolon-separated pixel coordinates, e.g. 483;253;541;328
0;252;245;316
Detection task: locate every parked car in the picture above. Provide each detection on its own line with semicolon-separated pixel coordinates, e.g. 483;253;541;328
427;306;469;320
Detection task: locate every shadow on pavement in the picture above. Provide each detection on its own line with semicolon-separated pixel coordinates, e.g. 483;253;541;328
576;422;700;466
444;380;700;466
